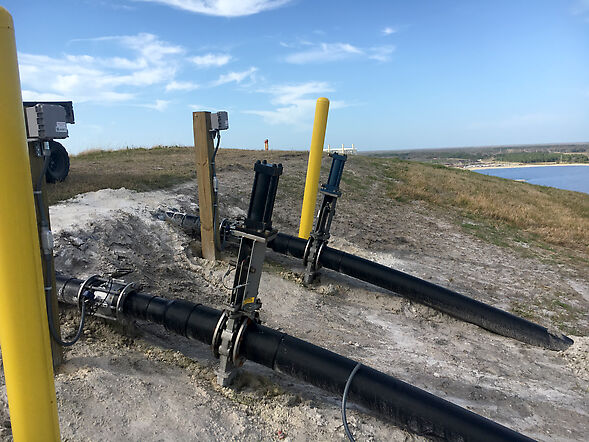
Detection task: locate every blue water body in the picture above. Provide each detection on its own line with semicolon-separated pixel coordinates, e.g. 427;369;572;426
475;165;589;194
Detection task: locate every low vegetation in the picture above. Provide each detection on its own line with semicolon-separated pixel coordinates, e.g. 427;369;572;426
46;146;197;204
495;152;588;164
47;147;588;257
365;143;589;166
380;158;588;253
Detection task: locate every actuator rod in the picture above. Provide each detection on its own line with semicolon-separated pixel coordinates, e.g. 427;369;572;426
268;233;572;351
56;274;532;441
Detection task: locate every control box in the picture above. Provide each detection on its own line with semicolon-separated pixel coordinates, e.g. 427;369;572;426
211;111;229;131
25;104;69;139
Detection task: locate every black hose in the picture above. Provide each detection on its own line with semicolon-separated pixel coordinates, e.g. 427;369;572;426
267;233;572;351
342;362;362;442
56;275;533;441
211;130;222;251
35;153;87;347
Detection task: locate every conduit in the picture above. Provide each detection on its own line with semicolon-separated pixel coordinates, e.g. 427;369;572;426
160;212;572;351
57;274;532;441
268;233;572;351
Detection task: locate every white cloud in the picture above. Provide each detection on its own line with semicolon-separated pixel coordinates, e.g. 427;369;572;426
18;33;183;103
21;90;75;102
244;81;346;126
78;33;184;64
142;99;171;111
212;67;257;86
189;53;232;67
165;80;200;91
134;0;293;17
285;43;363;64
284;42;394;64
368;45;395;62
382;27;396;36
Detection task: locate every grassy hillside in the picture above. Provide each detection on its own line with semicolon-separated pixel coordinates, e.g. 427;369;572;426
46;147;589;255
380;158;588;252
364;143;589;166
46;146;197;204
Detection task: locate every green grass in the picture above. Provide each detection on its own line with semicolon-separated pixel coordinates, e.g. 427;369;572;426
494;151;589;163
46;146;197;204
48;147;589;257
511;293;585;336
377;158;589;253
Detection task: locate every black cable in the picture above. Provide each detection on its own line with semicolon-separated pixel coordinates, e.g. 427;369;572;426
211;130;223;251
341;362;362;442
35;151;87;347
46;272;88;346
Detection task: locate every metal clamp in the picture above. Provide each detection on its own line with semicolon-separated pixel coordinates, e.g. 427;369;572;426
231;317;251;368
115;282;136;321
211;310;229;358
302;236;314;267
76;274;100;309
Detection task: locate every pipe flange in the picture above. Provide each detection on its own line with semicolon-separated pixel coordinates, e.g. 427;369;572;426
302;237;314;267
76;274;101;309
232;317;251;368
211;311;228;359
315;241;326;270
115;282;136;321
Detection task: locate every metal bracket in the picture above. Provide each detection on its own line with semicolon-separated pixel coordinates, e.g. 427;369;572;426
215;314;253;386
303;153;347;284
212;160;282;387
76;274;101;309
214;229;267;386
73;275;136;322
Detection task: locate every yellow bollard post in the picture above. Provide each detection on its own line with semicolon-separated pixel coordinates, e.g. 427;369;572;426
0;7;61;441
298;97;329;239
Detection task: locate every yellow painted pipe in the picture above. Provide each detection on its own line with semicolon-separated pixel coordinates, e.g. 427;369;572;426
0;7;61;441
298;97;329;239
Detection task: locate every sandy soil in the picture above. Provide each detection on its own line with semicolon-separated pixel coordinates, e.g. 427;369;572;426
0;153;588;441
466;163;589;170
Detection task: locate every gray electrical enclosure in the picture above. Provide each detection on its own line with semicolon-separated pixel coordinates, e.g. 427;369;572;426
210;111;229;131
25;104;69;139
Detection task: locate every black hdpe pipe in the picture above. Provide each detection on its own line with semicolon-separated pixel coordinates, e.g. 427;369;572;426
57;274;532;441
268;233;572;351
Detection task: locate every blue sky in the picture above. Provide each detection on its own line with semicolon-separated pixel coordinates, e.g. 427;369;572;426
5;0;589;153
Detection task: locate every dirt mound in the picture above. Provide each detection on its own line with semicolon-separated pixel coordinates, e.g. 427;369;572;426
1;176;587;441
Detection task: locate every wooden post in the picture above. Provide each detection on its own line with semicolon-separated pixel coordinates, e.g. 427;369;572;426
28;143;63;368
193;112;217;261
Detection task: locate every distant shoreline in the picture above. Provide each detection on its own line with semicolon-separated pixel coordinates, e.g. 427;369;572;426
466;163;589;171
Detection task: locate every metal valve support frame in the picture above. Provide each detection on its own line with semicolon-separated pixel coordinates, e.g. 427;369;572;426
212;160;282;386
303;153;347;284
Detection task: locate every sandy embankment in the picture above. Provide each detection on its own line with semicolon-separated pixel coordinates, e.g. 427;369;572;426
466;162;589;170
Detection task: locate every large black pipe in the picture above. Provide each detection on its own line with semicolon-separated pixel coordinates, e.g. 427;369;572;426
57;275;533;441
268;233;572;351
